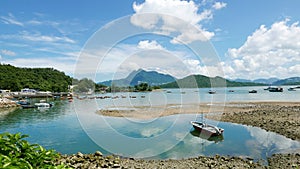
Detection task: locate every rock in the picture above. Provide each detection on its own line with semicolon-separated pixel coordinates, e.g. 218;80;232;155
95;151;103;156
77;152;84;158
112;163;121;168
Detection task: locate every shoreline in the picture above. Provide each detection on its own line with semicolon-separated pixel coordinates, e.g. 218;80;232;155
97;101;300;140
3;100;300;168
91;101;300;168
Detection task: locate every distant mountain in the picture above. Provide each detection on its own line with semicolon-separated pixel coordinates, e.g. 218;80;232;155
253;78;279;84
160;75;264;88
272;77;300;85
99;69;176;86
233;77;300;85
234;78;279;84
234;78;252;83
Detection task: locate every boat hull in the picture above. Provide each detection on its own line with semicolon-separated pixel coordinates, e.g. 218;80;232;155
191;121;224;136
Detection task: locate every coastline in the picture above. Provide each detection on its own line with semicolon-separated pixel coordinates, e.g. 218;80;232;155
97;101;300;140
2;100;300;168
90;101;300;168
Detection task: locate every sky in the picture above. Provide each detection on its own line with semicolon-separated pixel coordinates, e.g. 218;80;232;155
1;0;300;82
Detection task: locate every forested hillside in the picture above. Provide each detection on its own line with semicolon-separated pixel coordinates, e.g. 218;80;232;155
0;64;72;92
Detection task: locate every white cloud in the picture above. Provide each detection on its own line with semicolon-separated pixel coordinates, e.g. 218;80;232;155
1;49;16;56
21;31;76;44
225;20;300;79
137;40;165;50
131;0;226;43
212;2;227;10
133;0;208;25
0;13;24;26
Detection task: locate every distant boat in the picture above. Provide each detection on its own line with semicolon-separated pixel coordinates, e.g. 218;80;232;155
228;90;234;93
264;86;272;90
288;88;296;91
191;121;224;136
17;99;30;105
248;90;257;93
34;100;53;108
269;87;283;92
208;90;216;94
34;102;51;108
166;91;172;93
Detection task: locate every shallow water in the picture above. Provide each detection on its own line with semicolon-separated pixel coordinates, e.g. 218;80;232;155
1;90;300;162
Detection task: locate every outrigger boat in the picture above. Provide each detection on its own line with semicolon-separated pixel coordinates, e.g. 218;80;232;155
191;121;224;136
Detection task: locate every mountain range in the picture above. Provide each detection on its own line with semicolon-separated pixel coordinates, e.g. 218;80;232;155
99;69;300;88
234;77;300;85
99;69;265;88
99;69;176;86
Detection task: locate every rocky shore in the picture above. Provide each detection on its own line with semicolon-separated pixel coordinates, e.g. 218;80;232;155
214;102;300;141
0;97;18;108
56;151;300;168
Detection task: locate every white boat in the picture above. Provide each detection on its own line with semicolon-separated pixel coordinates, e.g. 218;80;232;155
34;102;50;108
191;121;224;136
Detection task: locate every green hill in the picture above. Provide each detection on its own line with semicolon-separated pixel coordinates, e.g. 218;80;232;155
160;75;264;88
99;69;176;86
0;64;72;92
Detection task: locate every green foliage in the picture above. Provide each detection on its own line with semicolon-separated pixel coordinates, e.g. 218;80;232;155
134;83;152;91
0;132;70;169
73;78;95;93
0;64;72;92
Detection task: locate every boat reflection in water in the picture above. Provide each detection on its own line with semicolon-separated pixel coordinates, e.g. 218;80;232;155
190;129;224;143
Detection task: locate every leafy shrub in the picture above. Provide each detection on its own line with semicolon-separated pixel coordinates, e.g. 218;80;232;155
0;132;70;168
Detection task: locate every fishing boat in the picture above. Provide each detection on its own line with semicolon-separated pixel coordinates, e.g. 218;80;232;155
288;88;296;91
248;90;257;93
190;121;224;136
34;102;51;108
269;87;283;92
208;90;216;94
264;86;272;90
34;100;53;108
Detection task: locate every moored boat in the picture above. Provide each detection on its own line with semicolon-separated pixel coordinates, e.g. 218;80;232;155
191;121;224;136
248;90;257;93
34;102;51;108
288;88;296;91
208;90;216;94
269;87;283;92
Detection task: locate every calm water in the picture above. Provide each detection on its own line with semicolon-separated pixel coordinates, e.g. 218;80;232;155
1;86;300;161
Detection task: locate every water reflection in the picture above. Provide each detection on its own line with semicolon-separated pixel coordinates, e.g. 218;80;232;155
190;129;224;143
1;99;300;161
0;101;70;130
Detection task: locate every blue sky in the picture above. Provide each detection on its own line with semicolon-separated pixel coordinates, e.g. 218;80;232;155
1;0;300;81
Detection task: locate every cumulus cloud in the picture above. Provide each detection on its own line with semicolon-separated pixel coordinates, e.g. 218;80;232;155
137;40;165;50
131;0;226;43
225;20;300;79
212;2;227;10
